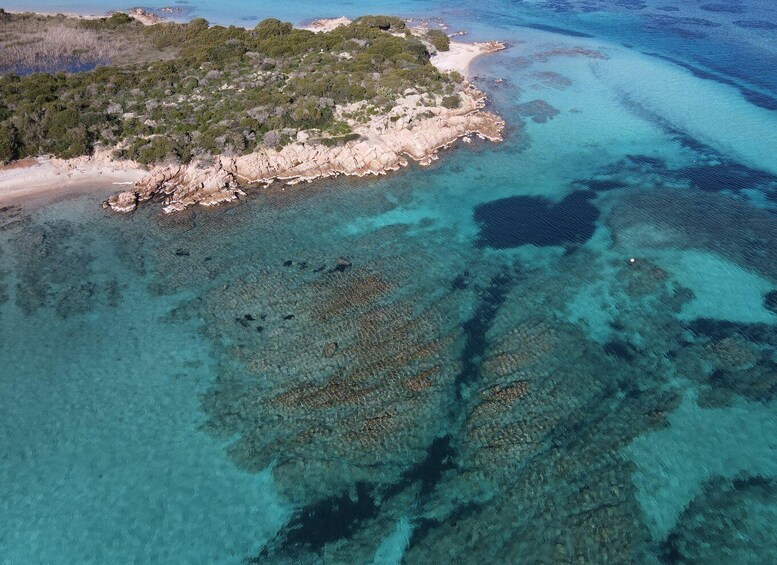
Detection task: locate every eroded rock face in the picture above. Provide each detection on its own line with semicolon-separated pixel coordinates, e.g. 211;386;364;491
103;160;243;213
304;17;353;33
104;85;505;214
107;191;138;213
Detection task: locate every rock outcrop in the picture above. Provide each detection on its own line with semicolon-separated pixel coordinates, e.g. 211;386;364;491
108;159;243;214
303;17;352;33
125;8;165;25
104;83;505;213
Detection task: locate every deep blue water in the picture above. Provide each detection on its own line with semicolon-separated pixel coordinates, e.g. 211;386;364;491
474;191;599;249
2;0;777;563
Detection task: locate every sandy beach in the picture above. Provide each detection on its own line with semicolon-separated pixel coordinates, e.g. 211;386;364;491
0;158;144;207
431;41;507;77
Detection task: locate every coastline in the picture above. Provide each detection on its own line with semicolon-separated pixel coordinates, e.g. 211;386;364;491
305;17;506;76
0;15;506;211
431;40;506;76
0;151;145;207
4;8;105;19
105;83;505;213
4;8;165;25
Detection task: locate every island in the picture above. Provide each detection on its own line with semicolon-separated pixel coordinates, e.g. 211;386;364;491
0;10;505;212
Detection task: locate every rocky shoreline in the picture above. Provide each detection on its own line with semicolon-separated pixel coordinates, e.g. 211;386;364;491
0;12;507;213
104;81;505;214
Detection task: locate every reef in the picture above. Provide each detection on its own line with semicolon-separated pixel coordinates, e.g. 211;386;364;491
699;3;747;14
608;187;777;281
0;209;123;317
8;165;776;562
733;20;777;30
660;475;777;563
676;319;777;407
603;186;777;407
196;235;469;503
163;210;688;562
400;251;686;563
514;99;561;123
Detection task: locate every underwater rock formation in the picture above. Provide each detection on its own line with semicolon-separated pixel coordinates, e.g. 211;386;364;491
608;188;777;281
660;475;777;563
3;214;123;317
675;319;777;407
200;259;467;502
403;256;683;563
514;99;561;123
133;176;775;563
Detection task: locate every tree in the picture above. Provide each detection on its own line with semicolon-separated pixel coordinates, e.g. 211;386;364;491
255;19;293;37
57;125;91;158
426;29;450;52
189;17;209;31
0;123;21;163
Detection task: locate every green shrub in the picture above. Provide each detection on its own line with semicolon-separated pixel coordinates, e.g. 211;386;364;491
319;132;360;147
106;12;134;27
189;18;209;31
441;95;460;109
81;11;136;30
55;125;91;158
353;15;406;31
426;29;450;52
255;18;293;37
0;124;21;163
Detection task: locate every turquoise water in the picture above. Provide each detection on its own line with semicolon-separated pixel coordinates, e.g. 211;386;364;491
2;0;777;563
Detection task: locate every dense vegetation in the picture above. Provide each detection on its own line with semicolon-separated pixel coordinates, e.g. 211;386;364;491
426;29;451;52
0;12;459;164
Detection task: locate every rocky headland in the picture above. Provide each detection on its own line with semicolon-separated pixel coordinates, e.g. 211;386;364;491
0;12;507;212
105;81;505;213
101;15;507;213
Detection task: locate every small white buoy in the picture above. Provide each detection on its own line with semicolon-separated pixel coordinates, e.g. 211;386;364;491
629;258;636;264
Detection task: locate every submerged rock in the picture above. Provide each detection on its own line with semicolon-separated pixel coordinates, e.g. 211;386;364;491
323;342;339;358
660;475;777;563
514;99;560;123
474;190;599;249
330;257;352;273
765;290;777;314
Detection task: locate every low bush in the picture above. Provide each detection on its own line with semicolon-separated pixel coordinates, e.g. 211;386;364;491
442;95;460;109
426;29;450;52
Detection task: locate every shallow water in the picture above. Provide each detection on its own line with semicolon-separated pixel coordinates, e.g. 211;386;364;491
2;0;777;563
